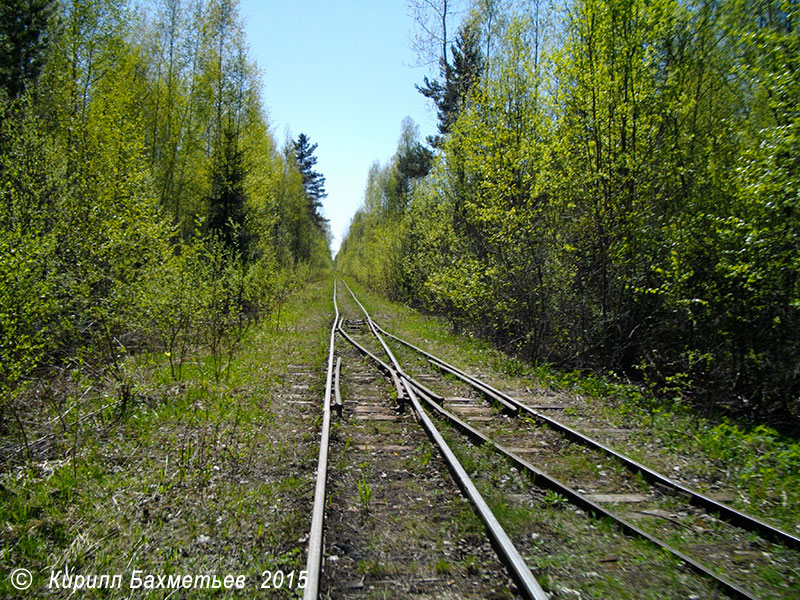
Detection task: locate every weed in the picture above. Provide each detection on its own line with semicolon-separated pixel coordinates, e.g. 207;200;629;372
433;558;451;574
543;489;567;508
464;554;479;575
357;475;372;511
419;445;431;467
406;444;432;471
358;559;395;577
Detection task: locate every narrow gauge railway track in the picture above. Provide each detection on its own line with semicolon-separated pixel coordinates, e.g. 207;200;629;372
338;279;800;600
303;280;537;599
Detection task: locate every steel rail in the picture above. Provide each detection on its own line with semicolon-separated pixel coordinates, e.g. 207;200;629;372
401;373;446;404
339;279;549;600
411;386;761;600
302;279;339;600
339;286;443;404
372;321;800;552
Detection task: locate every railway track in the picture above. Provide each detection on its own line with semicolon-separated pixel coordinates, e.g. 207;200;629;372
302;278;800;599
304;280;529;599
322;319;519;598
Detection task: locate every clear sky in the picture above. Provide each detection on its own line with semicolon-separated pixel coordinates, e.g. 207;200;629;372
238;0;439;256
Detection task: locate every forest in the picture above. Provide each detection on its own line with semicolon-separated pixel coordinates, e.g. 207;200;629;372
2;0;798;445
2;2;799;597
0;0;332;441
337;0;800;433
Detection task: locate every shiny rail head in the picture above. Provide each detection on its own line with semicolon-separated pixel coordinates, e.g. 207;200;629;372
302;279;340;600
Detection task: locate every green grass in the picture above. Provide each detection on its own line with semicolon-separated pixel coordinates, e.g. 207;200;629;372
0;274;334;599
357;475;372;512
357;558;401;578
432;558;450;574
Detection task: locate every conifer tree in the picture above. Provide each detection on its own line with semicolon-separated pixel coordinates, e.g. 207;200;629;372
0;0;55;100
416;19;483;146
293;132;328;228
206;124;249;254
394;117;433;208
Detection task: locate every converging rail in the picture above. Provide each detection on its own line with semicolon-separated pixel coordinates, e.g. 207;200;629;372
338;279;549;600
304;278;798;599
373;322;800;553
411;390;759;599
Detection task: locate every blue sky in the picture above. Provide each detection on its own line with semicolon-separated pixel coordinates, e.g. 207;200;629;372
238;0;439;255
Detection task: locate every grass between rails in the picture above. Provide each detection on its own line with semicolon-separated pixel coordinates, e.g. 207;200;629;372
341;277;800;542
0;274;334;598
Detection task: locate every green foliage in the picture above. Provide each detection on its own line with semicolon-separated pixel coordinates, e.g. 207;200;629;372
137;238;202;381
0;225;58;416
136;228;282;383
0;0;331;448
206;125;250;253
357;474;372;512
340;0;800;432
698;421;800;510
542;490;568;508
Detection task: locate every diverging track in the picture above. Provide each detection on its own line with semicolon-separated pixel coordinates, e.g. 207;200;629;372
302;278;800;600
305;280;524;599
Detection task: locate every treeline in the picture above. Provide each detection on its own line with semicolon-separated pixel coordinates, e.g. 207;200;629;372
0;0;330;429
337;0;800;432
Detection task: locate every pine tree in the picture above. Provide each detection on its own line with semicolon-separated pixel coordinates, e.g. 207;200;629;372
417;19;483;146
293;132;327;229
394;117;433;207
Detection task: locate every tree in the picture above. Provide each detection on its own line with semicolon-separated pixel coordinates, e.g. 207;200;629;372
141;0;197;225
395;138;433;198
293;132;328;229
407;0;461;68
335;0;800;431
417;17;484;146
206;123;249;253
393;117;433;210
0;0;55;101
